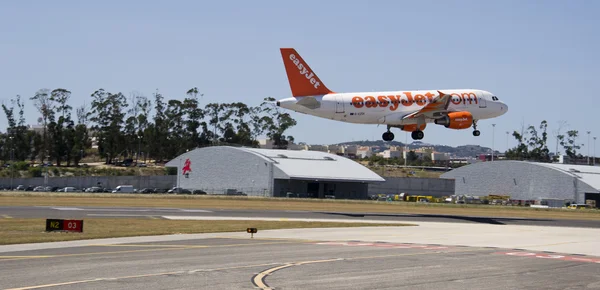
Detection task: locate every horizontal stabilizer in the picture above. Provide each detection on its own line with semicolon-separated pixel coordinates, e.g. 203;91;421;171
296;96;321;109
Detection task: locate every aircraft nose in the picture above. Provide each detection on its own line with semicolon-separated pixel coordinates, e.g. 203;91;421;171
500;102;508;114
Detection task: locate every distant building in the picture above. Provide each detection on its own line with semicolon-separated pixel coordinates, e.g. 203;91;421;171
356;146;373;158
431;152;450;163
328;145;345;156
345;145;358;158
441;161;600;207
381;147;403;159
165;146;384;199
308;144;328;152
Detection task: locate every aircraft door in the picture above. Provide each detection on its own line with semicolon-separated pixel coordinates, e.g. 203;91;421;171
335;95;345;113
477;91;487;108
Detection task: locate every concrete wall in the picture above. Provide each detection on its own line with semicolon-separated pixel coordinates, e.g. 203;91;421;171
440;161;596;203
273;179;369;199
0;175;176;190
368;177;455;197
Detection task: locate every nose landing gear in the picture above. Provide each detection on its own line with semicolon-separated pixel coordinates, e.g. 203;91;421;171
472;120;481;136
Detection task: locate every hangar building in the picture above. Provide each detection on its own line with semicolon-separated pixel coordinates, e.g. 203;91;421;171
441;161;600;207
165;146;384;199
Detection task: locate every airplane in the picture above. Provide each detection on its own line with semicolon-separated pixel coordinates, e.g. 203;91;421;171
276;48;508;141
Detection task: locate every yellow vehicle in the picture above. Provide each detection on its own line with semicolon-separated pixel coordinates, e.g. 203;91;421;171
567;204;592;209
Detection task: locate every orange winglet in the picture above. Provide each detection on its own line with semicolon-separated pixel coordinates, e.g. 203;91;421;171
280;48;333;97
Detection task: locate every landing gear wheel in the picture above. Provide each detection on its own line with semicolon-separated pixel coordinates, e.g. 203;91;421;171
473;130;481;137
411;130;424;140
382;131;395;141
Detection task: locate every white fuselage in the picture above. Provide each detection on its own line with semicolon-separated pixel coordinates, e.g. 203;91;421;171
278;89;508;126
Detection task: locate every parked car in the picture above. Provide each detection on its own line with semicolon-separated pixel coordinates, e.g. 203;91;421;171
85;187;103;193
56;187;78;192
33;186;46;192
112;185;135;193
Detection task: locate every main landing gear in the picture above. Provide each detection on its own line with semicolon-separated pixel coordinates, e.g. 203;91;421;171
382;126;395;141
472;120;481;136
411;130;424;140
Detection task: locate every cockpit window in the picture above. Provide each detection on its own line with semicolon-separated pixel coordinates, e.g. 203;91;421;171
492;96;499;101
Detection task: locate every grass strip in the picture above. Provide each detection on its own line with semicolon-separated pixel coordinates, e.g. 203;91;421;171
1;192;599;220
0;218;408;245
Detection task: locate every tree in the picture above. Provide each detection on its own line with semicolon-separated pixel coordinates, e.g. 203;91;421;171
2;96;31;161
558;130;582;159
148;89;169;162
506;120;551;162
30;89;53;162
88;89;128;164
259;97;297;149
183;87;207;148
406;151;419;164
49;88;74;166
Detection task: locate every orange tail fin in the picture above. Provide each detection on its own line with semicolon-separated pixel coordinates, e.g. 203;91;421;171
280;48;333;97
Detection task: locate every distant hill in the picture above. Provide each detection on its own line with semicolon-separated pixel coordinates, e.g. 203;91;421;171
335;140;494;158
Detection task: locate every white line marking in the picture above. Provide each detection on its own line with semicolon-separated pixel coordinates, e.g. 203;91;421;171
160;216;412;224
179;209;212;213
51;207;83;211
86;214;159;217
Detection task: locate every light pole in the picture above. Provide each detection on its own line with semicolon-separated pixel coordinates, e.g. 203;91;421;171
587;131;591;165
136;135;141;164
505;131;509;153
594;137;597;166
491;124;496;161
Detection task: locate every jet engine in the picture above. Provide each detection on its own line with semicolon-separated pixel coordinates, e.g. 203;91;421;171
399;123;426;132
434;111;473;130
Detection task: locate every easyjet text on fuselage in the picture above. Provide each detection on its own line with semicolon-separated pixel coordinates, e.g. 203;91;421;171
350;91;479;111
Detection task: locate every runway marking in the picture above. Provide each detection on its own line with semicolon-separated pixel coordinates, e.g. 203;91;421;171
495;251;600;263
0;255;50;259
313;241;450;250
51;207;83;211
1;214;12;219
86;214;161;217
5;262;281;290
252;249;486;290
89;241;302;249
0;241;306;262
178;209;212;213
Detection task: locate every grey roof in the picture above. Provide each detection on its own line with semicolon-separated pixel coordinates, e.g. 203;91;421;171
166;146;384;183
238;147;384;182
534;163;600;190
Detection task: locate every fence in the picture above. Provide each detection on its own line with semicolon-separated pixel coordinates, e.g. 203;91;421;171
0;175;177;190
368;177;455;197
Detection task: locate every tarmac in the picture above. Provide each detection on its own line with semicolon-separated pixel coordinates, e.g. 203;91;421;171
2;205;600;228
1;206;600;289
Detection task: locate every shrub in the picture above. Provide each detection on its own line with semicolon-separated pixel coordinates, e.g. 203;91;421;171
28;167;42;178
12;161;30;171
165;167;177;175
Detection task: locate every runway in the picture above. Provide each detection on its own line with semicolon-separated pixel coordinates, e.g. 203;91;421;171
1;205;600;289
2;205;600;228
2;235;600;290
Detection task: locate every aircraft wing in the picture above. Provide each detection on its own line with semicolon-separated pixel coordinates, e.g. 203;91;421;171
402;91;453;119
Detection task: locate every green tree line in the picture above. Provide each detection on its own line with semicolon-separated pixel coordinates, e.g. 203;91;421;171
505;120;585;162
1;88;296;166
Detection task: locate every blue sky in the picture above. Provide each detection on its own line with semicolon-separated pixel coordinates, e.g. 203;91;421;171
1;0;598;154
